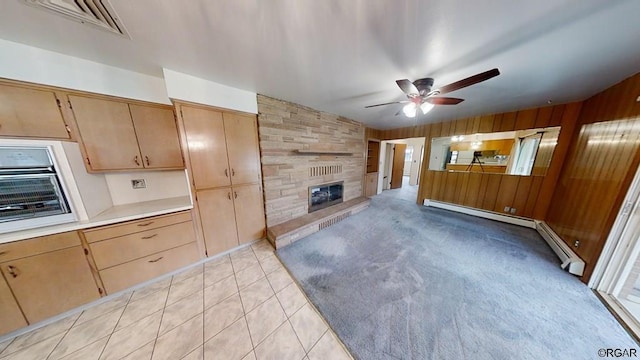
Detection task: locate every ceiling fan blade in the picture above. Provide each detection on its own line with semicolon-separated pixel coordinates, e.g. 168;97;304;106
426;97;465;105
435;68;500;95
365;100;409;108
395;79;419;96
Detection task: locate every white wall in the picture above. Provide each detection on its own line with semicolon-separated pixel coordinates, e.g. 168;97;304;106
0;39;170;104
105;171;191;206
163;69;257;113
61;142;112;219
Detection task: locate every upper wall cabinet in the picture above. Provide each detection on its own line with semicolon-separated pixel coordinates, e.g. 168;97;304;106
0;82;70;139
68;95;184;172
181;106;261;189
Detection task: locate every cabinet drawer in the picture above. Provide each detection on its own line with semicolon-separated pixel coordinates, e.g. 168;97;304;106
90;221;195;270
83;211;192;243
99;242;198;294
0;232;81;263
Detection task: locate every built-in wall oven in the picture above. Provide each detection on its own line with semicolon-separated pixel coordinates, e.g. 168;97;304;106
0;146;75;234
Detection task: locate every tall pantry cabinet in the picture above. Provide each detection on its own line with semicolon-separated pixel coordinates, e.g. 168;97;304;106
177;104;266;256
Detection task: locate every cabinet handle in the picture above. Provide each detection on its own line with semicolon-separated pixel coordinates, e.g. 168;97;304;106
148;256;163;263
134;156;140;166
234;191;238;199
141;234;158;239
224;168;228;177
7;265;18;278
227;192;231;200
137;221;154;227
145;156;150;166
231;168;235;176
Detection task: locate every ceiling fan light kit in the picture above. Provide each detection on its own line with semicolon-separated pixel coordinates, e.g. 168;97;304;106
366;68;501;118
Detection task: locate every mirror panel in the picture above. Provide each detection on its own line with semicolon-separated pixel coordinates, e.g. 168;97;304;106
428;126;560;176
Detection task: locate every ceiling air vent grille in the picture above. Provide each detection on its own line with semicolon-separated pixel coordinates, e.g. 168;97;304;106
21;0;129;37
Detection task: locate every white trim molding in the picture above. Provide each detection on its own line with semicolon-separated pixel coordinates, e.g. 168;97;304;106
423;199;585;276
423;199;535;228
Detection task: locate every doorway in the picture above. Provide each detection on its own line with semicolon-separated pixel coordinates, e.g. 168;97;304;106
378;137;425;202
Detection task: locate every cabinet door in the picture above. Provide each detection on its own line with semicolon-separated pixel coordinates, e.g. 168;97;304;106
0;275;27;335
1;246;100;323
233;184;266;244
181;106;231;189
365;172;378;197
197;188;238;255
130;104;184;169
0;83;69;139
69;95;143;171
224;113;261;185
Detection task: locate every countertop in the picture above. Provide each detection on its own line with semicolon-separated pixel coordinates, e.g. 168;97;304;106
0;196;193;244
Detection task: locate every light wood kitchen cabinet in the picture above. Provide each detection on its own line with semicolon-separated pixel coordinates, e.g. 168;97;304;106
0;232;100;325
181;106;230;189
197;184;266;253
179;103;266;258
0;275;27;336
197;188;239;254
365;172;378;197
181;106;261;190
68;95;184;172
224;112;262;185
83;211;197;294
129;104;185;169
0;82;70;139
234;184;266;244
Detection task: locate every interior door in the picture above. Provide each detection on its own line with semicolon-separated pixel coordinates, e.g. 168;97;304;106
390;143;406;189
181;106;231;189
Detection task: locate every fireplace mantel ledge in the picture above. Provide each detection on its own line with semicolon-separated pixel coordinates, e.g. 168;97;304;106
295;149;352;155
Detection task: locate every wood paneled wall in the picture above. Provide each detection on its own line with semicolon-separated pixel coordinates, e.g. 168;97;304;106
374;102;581;219
546;72;640;281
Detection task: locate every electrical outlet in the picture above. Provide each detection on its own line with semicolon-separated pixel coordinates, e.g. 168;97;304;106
509;208;517;214
131;179;146;189
574;240;580;248
504;206;511;212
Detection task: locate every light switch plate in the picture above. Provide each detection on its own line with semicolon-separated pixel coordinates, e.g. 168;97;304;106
131;179;146;189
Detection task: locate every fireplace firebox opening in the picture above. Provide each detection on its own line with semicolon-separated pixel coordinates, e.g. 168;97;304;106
308;181;344;213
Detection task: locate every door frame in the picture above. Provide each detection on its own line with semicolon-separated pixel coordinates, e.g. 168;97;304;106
592;162;640;338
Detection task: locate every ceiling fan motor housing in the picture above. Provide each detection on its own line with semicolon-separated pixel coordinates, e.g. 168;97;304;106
413;78;434;95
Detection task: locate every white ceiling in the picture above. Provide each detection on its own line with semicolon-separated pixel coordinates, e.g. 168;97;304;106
1;0;639;129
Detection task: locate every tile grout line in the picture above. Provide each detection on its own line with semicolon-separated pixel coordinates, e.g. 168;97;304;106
258;251;309;357
149;273;175;360
44;304;97;360
94;292;134;360
229;253;257;359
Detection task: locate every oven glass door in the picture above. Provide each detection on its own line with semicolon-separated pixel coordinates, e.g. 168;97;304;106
0;173;71;223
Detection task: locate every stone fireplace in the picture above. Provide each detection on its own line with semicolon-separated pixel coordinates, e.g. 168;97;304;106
257;95;365;229
309;181;343;213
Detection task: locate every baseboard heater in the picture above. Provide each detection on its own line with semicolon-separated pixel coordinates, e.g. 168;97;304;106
423;200;584;276
534;220;585;276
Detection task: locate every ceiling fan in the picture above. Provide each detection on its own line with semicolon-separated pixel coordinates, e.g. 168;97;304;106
365;68;500;118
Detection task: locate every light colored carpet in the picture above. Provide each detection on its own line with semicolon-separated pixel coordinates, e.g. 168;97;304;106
277;188;638;360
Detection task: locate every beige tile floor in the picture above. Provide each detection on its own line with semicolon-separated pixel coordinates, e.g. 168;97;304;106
0;241;352;360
